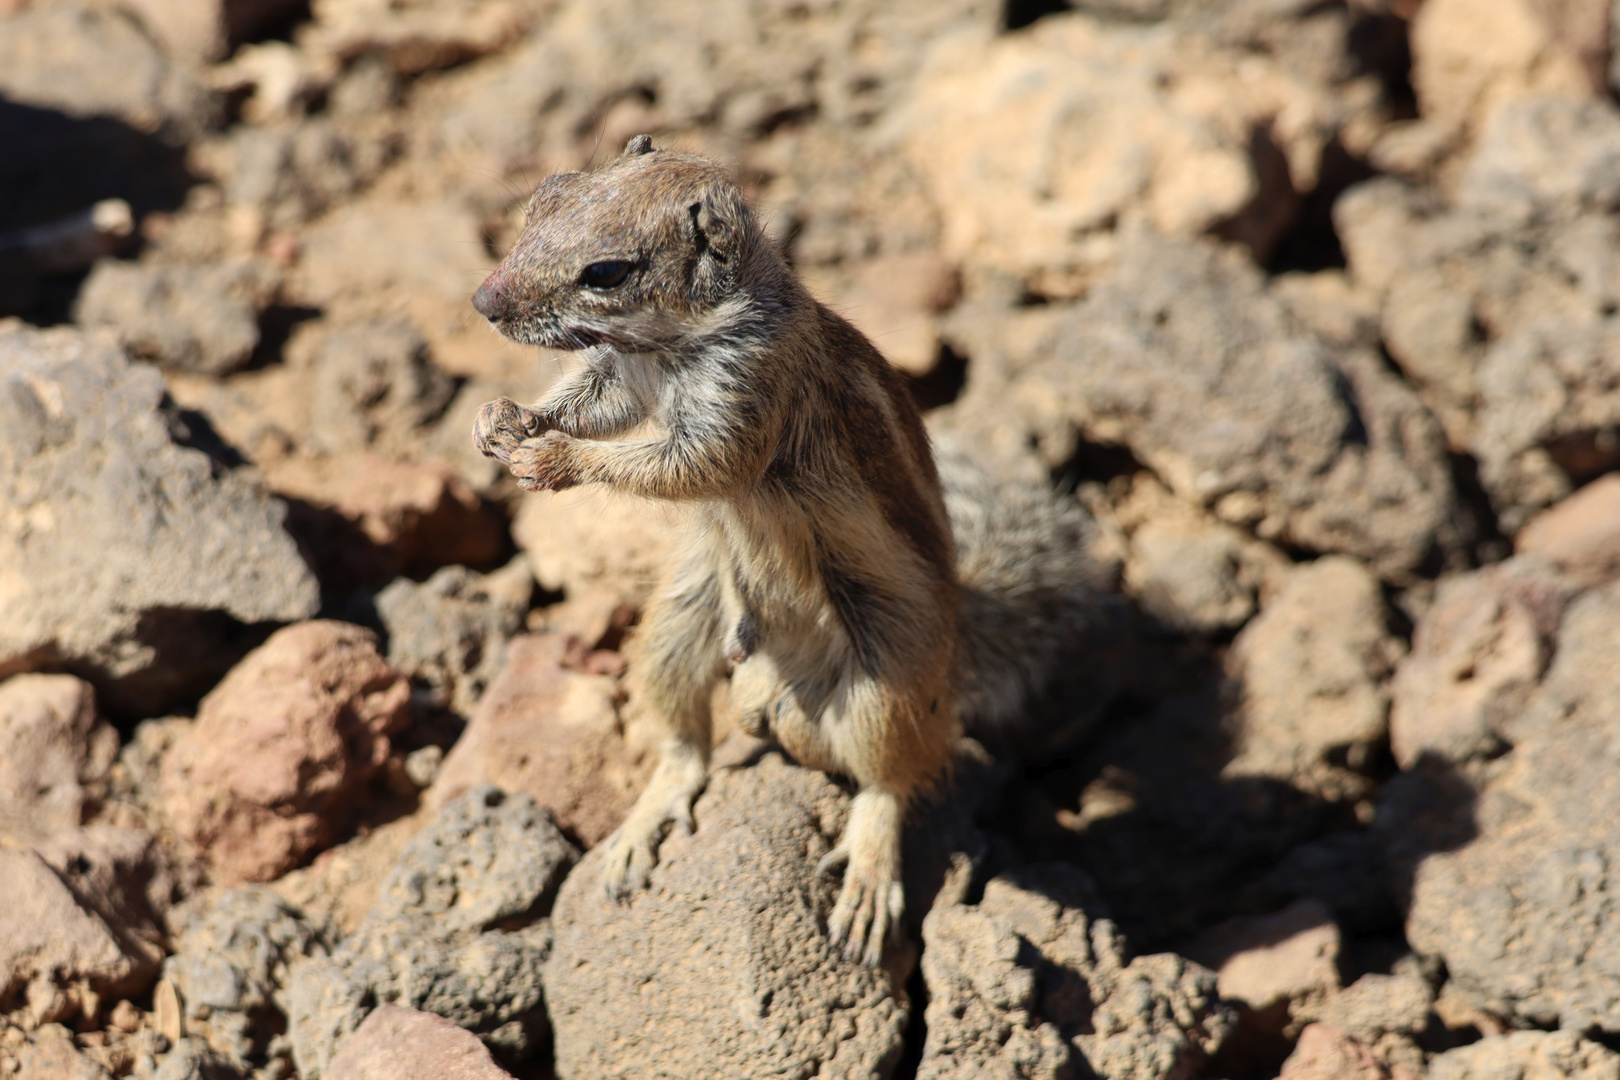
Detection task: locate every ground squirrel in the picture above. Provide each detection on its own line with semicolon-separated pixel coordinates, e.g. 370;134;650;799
471;136;1097;965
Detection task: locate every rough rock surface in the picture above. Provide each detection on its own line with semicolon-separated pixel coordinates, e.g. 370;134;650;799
1518;474;1620;586
429;633;647;846
324;1005;516;1080
1407;581;1620;1033
374;558;531;717
1389;556;1573;768
1428;1029;1620;1080
1186;899;1340;1033
0;323;319;715
942;232;1460;577
0;674;117;838
287;786;577;1078
74;258;276;375
512;487;677;606
1224;557;1400;787
162;886;329;1072
918;863;1231;1080
160;621;411;885
546;750;909;1080
1276;1023;1402;1080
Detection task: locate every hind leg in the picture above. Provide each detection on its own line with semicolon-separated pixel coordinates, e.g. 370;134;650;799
598;549;728;897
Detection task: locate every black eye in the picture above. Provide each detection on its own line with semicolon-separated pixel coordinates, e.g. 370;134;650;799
580;260;634;289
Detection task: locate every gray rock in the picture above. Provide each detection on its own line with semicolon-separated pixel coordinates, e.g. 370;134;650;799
74;259;276;376
1428;1029;1620;1080
287;787;578;1078
0;323;319;716
941;232;1461;577
545;750;909;1080
1406;581;1620;1033
1315;971;1434;1042
306;320;456;455
163;887;330;1071
374;558;532;717
918;863;1231;1080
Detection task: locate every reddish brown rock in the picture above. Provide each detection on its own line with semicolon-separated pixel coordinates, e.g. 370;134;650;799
1278;1024;1396;1080
161;621;411;885
429;634;651;846
325;1005;515;1080
1518;474;1620;586
0;674;117;838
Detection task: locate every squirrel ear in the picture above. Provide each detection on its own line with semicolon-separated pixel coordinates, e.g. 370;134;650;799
623;134;655;156
691;194;741;263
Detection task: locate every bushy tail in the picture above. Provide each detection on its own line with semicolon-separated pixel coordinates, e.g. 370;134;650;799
934;435;1108;732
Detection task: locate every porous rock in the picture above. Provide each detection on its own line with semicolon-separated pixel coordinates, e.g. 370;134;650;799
1276;1023;1398;1080
1428;1029;1620;1080
1224;557;1400;787
0;323;319;716
162;887;329;1071
374;558;531;717
1406;580;1620;1033
0;674;117;839
942;232;1460;577
1389;555;1574;769
1315;970;1435;1043
429;633;649;846
545;750;909;1080
74;258;276;376
324;1005;516;1080
918;863;1231;1080
304;319;457;456
286;787;577;1079
160;621;411;885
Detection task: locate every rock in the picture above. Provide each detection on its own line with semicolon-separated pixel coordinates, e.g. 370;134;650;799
1316;971;1435;1042
210;117;399;234
286;787;577;1079
1277;1024;1396;1080
0;675;117;839
889;12;1370;292
1429;1029;1620;1080
121;0;307;63
271;808;429;936
300;0;535;75
1409;0;1597;146
160;621;411;885
73;258;277;376
545;750;908;1079
1255;833;1397;935
325;1005;516;1080
1389;556;1574;768
1224;557;1400;786
1518;474;1620;586
1406;581;1620;1033
512;487;677;606
269;454;507;586
304;320;457;456
12;1022;113;1080
374;559;531;717
1186;899;1340;1035
162;887;329;1072
802;252;958;376
0;3;211;136
918;863;1231;1080
429;633;649;846
942;232;1461;577
0;323;320;716
0;845;152;1027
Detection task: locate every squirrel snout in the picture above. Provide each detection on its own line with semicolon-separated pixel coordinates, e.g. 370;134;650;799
472;274;513;320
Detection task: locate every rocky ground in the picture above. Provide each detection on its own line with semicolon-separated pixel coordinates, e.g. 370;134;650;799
4;0;1620;1077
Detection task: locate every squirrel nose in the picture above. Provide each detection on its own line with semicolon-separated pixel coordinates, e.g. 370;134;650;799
472;274;511;320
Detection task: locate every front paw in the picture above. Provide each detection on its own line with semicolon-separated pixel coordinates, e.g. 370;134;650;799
509;430;582;492
472;396;546;463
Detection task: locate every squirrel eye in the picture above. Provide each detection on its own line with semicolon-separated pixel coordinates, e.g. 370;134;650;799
580;260;634;289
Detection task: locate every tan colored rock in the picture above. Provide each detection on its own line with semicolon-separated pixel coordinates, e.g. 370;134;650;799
0;675;116;840
512;487;678;606
267;453;507;583
300;0;534;75
1187;899;1340;1029
430;634;651;847
326;1005;515;1080
1429;1029;1620;1080
161;621;411;885
1518;474;1620;586
273;808;429;936
1225;558;1400;785
803;252;958;376
12;1022;111;1080
1316;971;1435;1042
1390;557;1573;768
1278;1024;1394;1080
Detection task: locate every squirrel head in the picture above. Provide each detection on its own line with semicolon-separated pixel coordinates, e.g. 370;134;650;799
472;136;767;353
